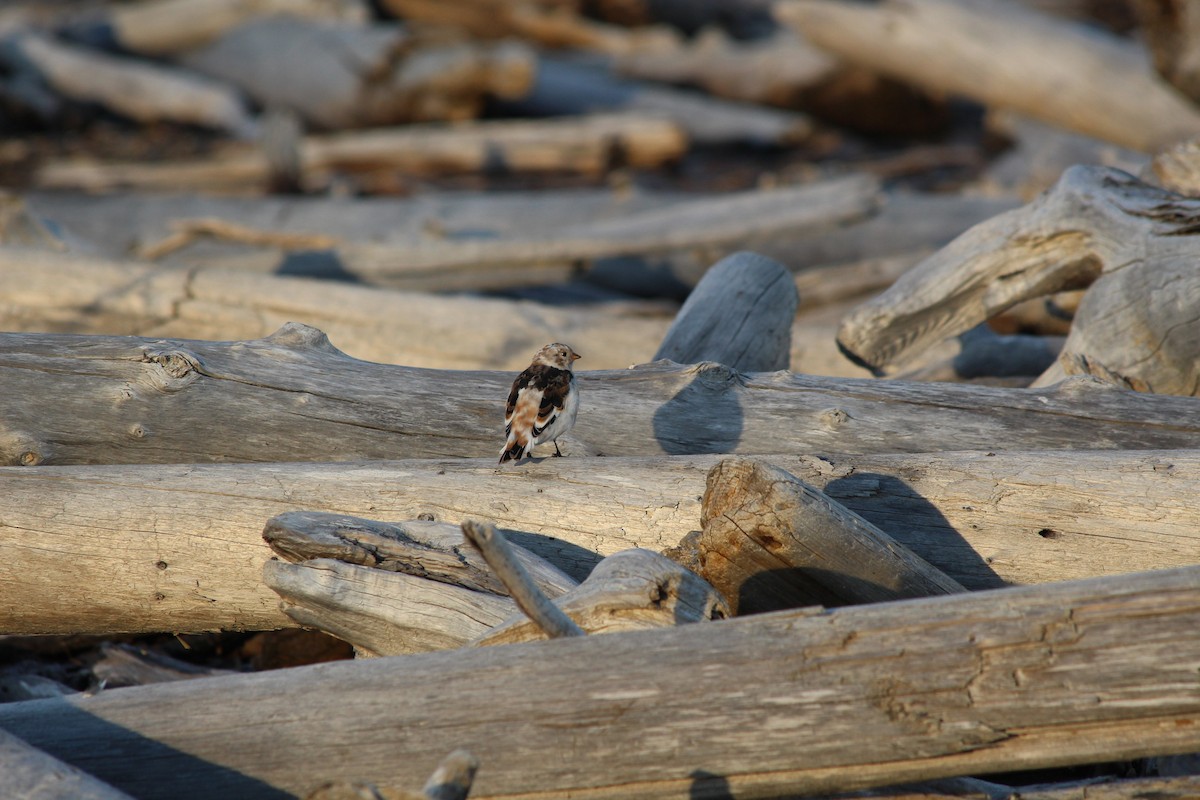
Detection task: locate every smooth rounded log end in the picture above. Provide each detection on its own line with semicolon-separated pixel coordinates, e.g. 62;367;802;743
261;322;343;355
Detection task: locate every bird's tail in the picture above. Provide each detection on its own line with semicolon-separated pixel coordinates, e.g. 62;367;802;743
498;438;528;464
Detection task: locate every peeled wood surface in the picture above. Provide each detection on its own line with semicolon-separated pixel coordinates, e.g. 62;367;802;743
776;0;1200;152
2;324;1198;470
653;251;796;371
0;727;136;800
694;458;964;614
2;568;1198;799
839;166;1200;395
2;450;1198;635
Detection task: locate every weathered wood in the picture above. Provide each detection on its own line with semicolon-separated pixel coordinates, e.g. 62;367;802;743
0;727;136;800
826;775;1200;799
5;324;1199;469
34;111;687;195
90;643;234;689
0;247;670;370
0;31;255;136
264;513;577;599
775;0;1200;152
653;251;796;371
180;18;532;129
1131;0;1200;103
2;568;1198;799
692;458;965;614
895;326;1063;385
460;520;584;640
2;450;1199;635
838;166;1200;395
473;548;728;646
306;748;477;800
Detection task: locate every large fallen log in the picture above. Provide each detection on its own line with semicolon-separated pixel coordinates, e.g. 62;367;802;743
2;323;1198;469
775;0;1200;152
838;166;1200;395
1;450;1197;635
1;567;1197;799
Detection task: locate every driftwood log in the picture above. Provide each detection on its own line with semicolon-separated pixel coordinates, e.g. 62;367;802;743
2;449;1198;635
689;458;965;614
34;111;686;195
1;567;1197;799
0;727;136;800
2;324;1199;469
306;748;477;800
839;166;1200;395
775;0;1200;152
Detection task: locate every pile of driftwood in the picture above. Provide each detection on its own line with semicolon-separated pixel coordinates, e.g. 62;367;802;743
3;1;1200;800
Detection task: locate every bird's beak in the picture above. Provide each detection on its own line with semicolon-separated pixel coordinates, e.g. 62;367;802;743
572;352;582;360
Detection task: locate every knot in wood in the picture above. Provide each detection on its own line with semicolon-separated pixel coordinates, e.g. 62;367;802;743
820;407;850;428
690;361;741;388
144;348;202;379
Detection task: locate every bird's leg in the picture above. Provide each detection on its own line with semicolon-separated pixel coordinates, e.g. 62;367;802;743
553;442;563;457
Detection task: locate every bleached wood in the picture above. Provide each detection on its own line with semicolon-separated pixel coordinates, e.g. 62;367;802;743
775;0;1200;152
653;251;796;371
473;548;728;646
2;568;1198;799
33;112;687;194
2;450;1199;635
693;458;964;614
0;728;136;800
839;166;1200;395
6;32;254;136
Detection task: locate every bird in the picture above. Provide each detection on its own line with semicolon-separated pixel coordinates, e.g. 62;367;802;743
499;343;581;464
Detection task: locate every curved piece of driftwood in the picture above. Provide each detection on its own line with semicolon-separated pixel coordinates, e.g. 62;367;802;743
2;323;1199;469
691;458;964;614
654;251;796;371
473;548;728;647
775;0;1200;152
838;166;1200;395
3;450;1199;636
1;568;1198;799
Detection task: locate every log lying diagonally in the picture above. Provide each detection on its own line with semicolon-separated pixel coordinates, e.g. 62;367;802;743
838;166;1200;395
1;323;1199;469
1;567;1197;800
2;450;1198;635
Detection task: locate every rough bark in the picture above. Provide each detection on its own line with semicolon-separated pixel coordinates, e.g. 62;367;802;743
1;568;1198;799
653;251;796;371
2;450;1198;635
775;0;1200;152
0;728;136;800
838;166;1200;395
34;111;686;195
3;324;1198;470
691;458;964;614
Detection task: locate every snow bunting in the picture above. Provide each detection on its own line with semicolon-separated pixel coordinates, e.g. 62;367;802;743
499;343;581;464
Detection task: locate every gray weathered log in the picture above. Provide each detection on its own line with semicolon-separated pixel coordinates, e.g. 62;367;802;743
1;567;1198;799
472;548;728;647
179;18;532;129
775;0;1200;152
691;458;965;614
0;31;255;136
460;520;584;640
0;727;136;800
838;166;1200;395
305;748;477;800
2;323;1199;470
3;450;1199;635
653;251;796;371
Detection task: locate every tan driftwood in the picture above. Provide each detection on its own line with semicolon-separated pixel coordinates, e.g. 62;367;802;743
2;567;1198;799
34;111;686;194
653;251;796;371
2;31;255;136
95;0;367;56
824;775;1200;800
839;166;1200;395
1131;0;1200;103
179;18;532;129
775;0;1200;152
689;458;964;614
0;727;136;800
1151;135;1200;196
307;749;477;800
2;449;1199;635
0;247;671;371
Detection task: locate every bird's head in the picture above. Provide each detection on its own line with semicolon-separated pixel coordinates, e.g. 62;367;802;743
535;343;582;371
